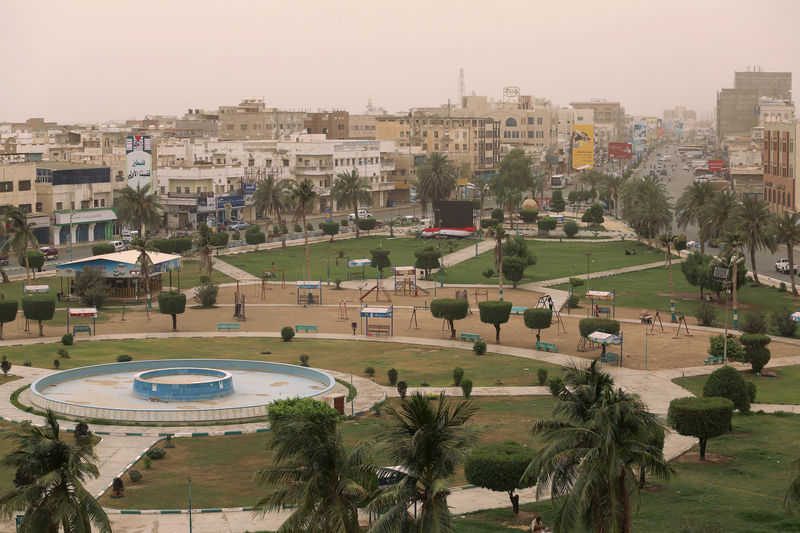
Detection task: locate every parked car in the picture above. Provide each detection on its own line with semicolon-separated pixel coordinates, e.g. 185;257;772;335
348;209;372;221
39;246;58;260
776;258;798;274
110;240;127;252
229;221;250;231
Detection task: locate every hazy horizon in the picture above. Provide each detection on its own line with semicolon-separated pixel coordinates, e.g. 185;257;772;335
1;0;798;124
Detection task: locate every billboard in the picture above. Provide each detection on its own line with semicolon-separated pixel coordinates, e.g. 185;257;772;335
608;142;633;160
708;159;725;172
675;120;684;136
126;135;153;190
571;125;594;170
433;200;474;228
657;119;663;139
646;117;658;141
632;121;647;153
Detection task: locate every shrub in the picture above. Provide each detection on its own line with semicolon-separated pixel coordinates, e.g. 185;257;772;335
536;217;557;234
116;354;132;362
281;326;295;342
452;367;464;386
549;377;563;397
770;306;797;337
524;308;553;342
481;268;494;280
319;222;340;242
537;368;548;386
299;353;310;367
232;231;242;240
146;447;166;460
92;243;115;255
464;441;536;517
747;381;757;402
357;218;377;233
210;232;229;248
549;190;566;212
563;220;579;237
667;396;734;460
157;291;186;331
461;378;473;398
128;469;142;482
578;318;620;339
707;334;744;363
567;294;580;309
779;281;787;292
26;251;45;274
414;247;441;277
172;237;193;253
339;219;348;227
480;218;499;229
740;311;767;334
739;334;771;374
61;333;74;346
430;299;470;339
694;300;717;327
23;361;31;367
472;340;487;355
364;366;375;377
0;299;18;340
293;224;302;233
491;208;504;222
1;355;11;377
268;397;339;428
245;227;266;245
519;209;538;223
502;256;527;288
397;381;408;399
478;301;513;342
57;348;69;359
53;359;60;369
72;268;109;309
703;365;751;412
193;282;219;307
143;456;152;470
370;249;392;278
387;368;398;386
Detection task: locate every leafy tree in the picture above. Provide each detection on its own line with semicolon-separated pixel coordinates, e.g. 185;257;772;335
536;217;557;235
72;268;109;309
416;152;457;215
477;301;512;342
668;396;733;460
523;308;553;342
0;299;17;340
491;208;504;223
739;334;771;374
3;207;39;280
497;148;533;192
332;169;372;239
1;355;11;377
502;255;526;289
368;392;479;533
737;196;775;285
549;189;566;212
387;368;398;386
519;209;538;223
568;190;580;203
581;203;604;225
252;176;291;248
502;236;535;266
578;318;620;338
357;217;376;235
694;300;717;327
681;251;714;298
22;295;55;337
465;442;535;517
290;179;318;281
675;181;715;254
739;311;767;334
209;231;229;248
771;306;798;337
452;367;464;386
703;365;750;412
772;211;800;295
157;291;186;331
563;220;579;237
91;243;115;255
430;299;469;339
414;247;440;278
370;249;391;278
461;378;473;398
397;381;407;400
26;251;44;279
319;222;339;242
116;183;162;237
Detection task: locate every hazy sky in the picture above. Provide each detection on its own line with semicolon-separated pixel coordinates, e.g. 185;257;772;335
2;0;798;124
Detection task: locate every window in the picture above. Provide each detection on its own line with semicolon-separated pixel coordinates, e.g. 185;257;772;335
528;131;534;138
240;124;247;130
226;124;234;130
56;202;63;210
19;204;31;213
101;199;105;207
537;117;543;125
18;180;31;191
434;131;439;138
505;118;517;127
81;200;90;209
0;182;12;192
527;117;534;125
35;202;43;212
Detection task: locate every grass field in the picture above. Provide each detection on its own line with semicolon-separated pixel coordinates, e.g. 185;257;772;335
674;364;800;405
99;396;555;509
218;236;473;282
175;259;235;289
463;412;800;533
0;338;562;387
441;240;666;285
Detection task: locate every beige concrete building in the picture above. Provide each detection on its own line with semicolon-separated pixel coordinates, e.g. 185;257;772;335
349;114;378;139
218;97;306;141
569;101;625;142
763;120;799;214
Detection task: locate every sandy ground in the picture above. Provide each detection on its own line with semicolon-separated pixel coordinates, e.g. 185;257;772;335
5;283;797;372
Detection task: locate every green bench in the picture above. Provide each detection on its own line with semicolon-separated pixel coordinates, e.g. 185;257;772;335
535;341;558;353
295;325;319;333
217;323;240;332
460;333;482;343
596;306;611;318
704;355;723;365
72;325;91;336
511;306;527;315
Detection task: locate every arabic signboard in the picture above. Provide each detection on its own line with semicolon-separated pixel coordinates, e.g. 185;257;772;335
242;182;257;195
708;159;725;172
646;117;658;142
215;195;245;209
126;135;153;190
608;142;633;160
571;125;594;170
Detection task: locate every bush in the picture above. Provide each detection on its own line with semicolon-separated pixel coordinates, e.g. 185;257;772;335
172;237;193;253
92;243;116;255
747;381;757;402
364;366;375;377
549;377;563;397
567;294;580;309
453;367;464;386
703;365;751;412
563;220;579;237
193;282;219;307
387;368;398;386
578;318;620;339
770;307;797;337
339;219;348;227
430;299;470;339
53;359;60;369
72;268;109;309
478;301;513;342
536;217;557;233
116;354;132;362
707;335;744;363
299;353;310;367
491;208;504;222
472;340;487;355
61;333;74;346
740;311;767;334
268;397;339;428
357;218;377;233
293;224;302;233
143;456;152;470
740;334;771;374
537;368;548;386
281;326;295;342
245;227;266;245
461;378;473;398
519;209;538;223
397;381;408;399
1;355;11;377
57;348;69;359
480;218;499;229
668;396;734;460
319;222;340;241
414;247;441;276
695;300;717;327
209;232;229;248
128;469;142;482
464;441;536;516
146;447;166;460
231;230;241;240
524;308;553;342
150;238;175;254
549;190;566;212
0;299;18;340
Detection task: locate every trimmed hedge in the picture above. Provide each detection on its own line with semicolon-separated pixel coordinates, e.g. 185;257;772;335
478;301;513;342
92;243;116;255
430;299;470;339
668;396;733;460
157;291;186;331
578;318;620;338
519;209;539;223
703;365;751;412
523;308;553;342
22;295;56;337
464;441;536;516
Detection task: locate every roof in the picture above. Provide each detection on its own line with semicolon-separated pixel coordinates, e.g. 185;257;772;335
35;161;109;170
62;250;180;265
56;250;182;278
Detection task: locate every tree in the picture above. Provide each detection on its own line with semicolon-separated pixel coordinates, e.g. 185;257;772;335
549;189;566;212
1;355;11;377
773;211;800;295
620;176;672;243
675;181;715;254
26;251;44;279
739;333;771;374
357;217;376;235
116;183;162;237
604;174;625;217
668;396;733;460
194;222;214;282
703;365;751;412
523;308;552;342
519;209;538;224
131;240;155;314
72;268;109;309
485;223;509;299
368;392;479;533
370;249;391;279
319;222;339;242
0;300;18;340
497;148;533;192
465;442;535;517
737;196;775;285
580;170;605;202
681;251;714;298
22;295;55;337
416;153;457;215
430;299;470;339
157;291;186;331
502;236;536;266
290;179;319;282
252;176;291;248
414;247;441;279
3;207;39;280
581;203;605;225
477;301;512;342
502;255;526;288
332;169;372;239
0;410;111;533
563;220;579;237
699;190;740;247
537;217;557;235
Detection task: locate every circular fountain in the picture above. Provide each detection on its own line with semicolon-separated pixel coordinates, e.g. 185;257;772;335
132;368;234;401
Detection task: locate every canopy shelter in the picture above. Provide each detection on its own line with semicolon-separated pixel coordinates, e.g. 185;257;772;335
23;284;50;295
296;280;322;305
394;266;427;296
585;290;616;318
791;311;800;322
67;307;97;336
588;330;624;366
360;305;393;336
347;259;372;281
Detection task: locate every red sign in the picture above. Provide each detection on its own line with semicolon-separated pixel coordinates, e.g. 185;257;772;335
608;142;633;159
708;159;724;172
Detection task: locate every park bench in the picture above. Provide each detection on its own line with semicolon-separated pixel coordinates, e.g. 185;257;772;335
295;324;319;333
535;341;558;353
366;324;390;337
460;333;482;343
216;323;240;332
596;306;611;318
511;306;527;315
704;355;723;365
72;325;91;336
601;352;619;364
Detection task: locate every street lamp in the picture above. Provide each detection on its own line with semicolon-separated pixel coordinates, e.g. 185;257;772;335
713;254;745;331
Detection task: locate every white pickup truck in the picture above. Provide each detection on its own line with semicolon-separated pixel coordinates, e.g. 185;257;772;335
775;258;798;274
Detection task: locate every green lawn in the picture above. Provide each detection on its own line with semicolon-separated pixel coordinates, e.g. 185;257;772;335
218;236;473;282
463;412;800;533
0;338;562;388
99;396;555;509
442;240;666;285
674;364;800;405
175;259;234;289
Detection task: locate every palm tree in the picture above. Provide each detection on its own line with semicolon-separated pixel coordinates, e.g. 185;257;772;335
116;183;162;237
194;222;214;283
3;207;38;280
698;190;740;248
621;177;671;244
252;176;290;248
252;409;376;532
737;196;775;285
658;232;682;321
417;152;457;218
773;211;800;296
0;220;9;283
332;169;372;239
720;230;746;328
604;174;625;218
580;170;604;202
0;410;111;533
675;181;715;254
132;238;155;317
369;392;480;533
486;222;509;302
290;179;319;281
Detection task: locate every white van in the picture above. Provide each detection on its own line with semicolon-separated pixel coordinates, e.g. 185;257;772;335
110;241;127;252
348;209;372;221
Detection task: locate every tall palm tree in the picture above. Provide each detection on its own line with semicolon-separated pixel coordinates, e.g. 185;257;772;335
658;232;682;321
580;170;604;202
773;211;800;296
369;392;480;533
698;190;740;248
621;177;671;244
332;169;372;239
720;230;746;328
132;238;155;317
675;181;715;254
486;222;509;302
3;207;38;280
604;174;625;217
290;179;319;281
116;183;162;237
0;410;111;533
0;220;9;283
417;152;457;218
252;176;291;248
194;222;214;283
252;409;376;532
737;196;775;285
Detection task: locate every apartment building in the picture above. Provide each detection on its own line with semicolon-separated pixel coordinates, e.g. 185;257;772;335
569;101;625;142
717;70;793;141
348;114;378;139
304;111;349;139
763;120;799;214
156;165;245;229
218;97;306;141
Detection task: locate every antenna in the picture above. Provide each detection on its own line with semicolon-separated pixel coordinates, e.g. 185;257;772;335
458;68;465;108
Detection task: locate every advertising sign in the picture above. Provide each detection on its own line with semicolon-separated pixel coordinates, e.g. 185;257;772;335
675;120;684;136
215;194;245;209
242;182;257;195
708;159;725;172
646;117;658;142
657;119;663;139
571;125;594;170
633;121;647;153
608;142;633;160
126;135;153;190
